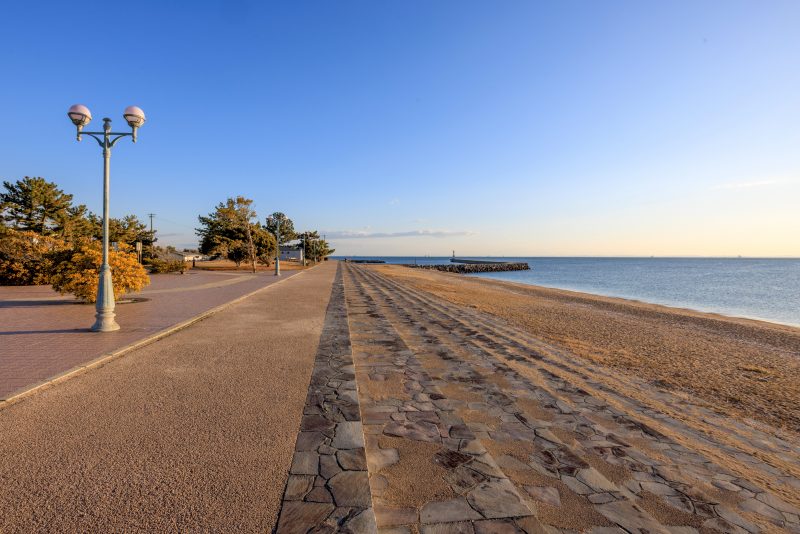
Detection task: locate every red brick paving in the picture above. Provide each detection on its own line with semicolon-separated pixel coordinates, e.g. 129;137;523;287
0;269;300;400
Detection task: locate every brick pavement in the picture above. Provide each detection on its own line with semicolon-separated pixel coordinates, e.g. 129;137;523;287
0;262;337;531
0;269;301;400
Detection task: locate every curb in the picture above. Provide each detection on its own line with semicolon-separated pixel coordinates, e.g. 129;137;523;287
0;265;319;410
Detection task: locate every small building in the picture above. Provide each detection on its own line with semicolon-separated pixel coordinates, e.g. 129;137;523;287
279;245;304;262
168;251;206;263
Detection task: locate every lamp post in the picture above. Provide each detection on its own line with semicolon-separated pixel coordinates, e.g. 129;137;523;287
275;224;281;276
67;104;146;332
271;213;287;276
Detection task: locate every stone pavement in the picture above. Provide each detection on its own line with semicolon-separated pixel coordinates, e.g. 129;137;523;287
0;262;336;531
0;269;299;400
275;267;376;533
338;263;800;534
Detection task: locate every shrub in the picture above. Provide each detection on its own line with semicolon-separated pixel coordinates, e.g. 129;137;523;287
0;228;67;285
50;240;150;302
146;258;186;274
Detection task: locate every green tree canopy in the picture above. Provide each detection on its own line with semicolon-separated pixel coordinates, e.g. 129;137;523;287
297;230;335;262
196;196;273;271
89;213;156;248
56;204;96;242
265;212;297;245
1;177;75;235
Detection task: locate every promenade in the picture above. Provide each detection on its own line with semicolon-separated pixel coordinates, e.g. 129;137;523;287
338;264;800;533
0;262;336;531
0;269;299;400
1;262;799;532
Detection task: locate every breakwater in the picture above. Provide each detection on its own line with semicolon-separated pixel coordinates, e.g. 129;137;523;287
403;262;530;274
450;258;506;264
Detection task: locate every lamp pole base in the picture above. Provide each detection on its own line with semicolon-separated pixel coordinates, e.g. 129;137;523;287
92;264;119;332
91;311;120;332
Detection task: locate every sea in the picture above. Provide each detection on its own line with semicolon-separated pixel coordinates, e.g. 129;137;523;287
333;257;800;327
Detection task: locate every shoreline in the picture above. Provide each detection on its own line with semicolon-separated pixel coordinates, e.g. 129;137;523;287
373;264;800;436
335;256;800;327
468;273;800;330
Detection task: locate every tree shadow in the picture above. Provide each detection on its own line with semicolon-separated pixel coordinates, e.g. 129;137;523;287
0;300;85;308
0;328;92;335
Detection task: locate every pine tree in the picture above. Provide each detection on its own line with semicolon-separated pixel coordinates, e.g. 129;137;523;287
1;177;74;235
197;196;273;272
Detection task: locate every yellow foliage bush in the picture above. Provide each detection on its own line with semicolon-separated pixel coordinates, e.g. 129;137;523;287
0;228;68;285
50;240;150;302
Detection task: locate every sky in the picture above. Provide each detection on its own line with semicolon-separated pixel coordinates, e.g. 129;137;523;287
1;1;799;257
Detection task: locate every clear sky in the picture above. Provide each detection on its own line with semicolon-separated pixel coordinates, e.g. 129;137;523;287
2;1;798;256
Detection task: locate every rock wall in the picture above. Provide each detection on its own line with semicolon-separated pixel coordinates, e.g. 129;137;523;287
402;262;530;274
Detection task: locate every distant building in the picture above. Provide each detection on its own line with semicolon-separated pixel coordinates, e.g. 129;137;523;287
168;251;207;262
279;245;304;262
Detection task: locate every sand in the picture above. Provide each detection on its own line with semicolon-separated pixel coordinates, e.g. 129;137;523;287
373;265;800;436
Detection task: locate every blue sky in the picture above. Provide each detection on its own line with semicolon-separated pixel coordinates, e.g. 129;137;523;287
2;1;799;256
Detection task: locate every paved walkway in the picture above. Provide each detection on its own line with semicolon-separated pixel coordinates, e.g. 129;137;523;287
0;263;335;532
3;262;800;533
341;263;800;534
0;269;299;400
275;267;376;533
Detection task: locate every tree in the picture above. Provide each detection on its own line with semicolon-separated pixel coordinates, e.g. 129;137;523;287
89;213;156;249
55;204;96;242
265;212;297;245
1;177;75;235
196;196;261;272
252;225;277;266
49;239;150;302
297;230;335;263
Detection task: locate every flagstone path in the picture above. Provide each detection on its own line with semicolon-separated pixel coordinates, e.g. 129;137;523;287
328;263;800;534
276;268;376;533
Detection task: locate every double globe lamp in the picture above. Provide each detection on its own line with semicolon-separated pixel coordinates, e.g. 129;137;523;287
67;104;146;332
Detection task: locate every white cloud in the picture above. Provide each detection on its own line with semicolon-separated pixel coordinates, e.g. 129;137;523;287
325;229;474;239
711;180;783;190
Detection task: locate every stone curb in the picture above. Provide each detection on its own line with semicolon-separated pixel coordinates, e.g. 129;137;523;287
0;266;317;410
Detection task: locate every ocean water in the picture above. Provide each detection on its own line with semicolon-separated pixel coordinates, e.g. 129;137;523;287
334;256;800;327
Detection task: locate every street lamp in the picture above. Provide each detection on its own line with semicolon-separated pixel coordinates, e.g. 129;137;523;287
67;104;146;332
267;213;286;276
274;215;283;276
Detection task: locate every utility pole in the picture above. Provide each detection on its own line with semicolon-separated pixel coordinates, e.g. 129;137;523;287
148;213;156;257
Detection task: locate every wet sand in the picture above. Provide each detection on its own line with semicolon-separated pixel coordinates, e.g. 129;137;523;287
373;265;800;436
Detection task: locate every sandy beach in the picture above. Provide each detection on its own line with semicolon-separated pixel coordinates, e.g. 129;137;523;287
343;263;800;532
373;264;800;437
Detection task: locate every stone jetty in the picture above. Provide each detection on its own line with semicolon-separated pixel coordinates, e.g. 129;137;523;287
403;262;530;274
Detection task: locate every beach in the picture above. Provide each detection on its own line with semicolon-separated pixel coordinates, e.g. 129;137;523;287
343;263;800;531
373;264;800;436
4;261;800;531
